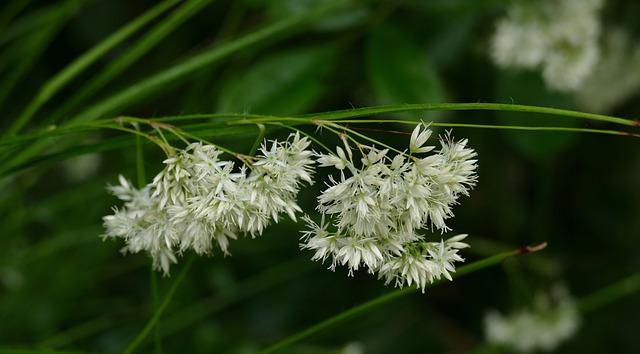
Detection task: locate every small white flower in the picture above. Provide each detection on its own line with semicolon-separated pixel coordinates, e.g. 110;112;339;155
409;123;434;154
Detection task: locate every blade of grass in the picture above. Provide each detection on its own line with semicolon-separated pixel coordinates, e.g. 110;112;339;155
259;243;547;354
4;0;180;136
0;0;32;33
0;1;343;175
3;100;638;178
122;257;194;354
134;127;162;354
0;0;82;109
70;1;345;123
578;272;640;313
157;258;313;340
47;0;215;125
0;1;58;47
307;103;640;127
0;125;257;178
0;348;90;354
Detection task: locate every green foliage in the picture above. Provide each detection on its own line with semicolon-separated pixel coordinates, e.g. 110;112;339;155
496;72;579;162
367;24;444;118
1;1;640;354
217;45;337;115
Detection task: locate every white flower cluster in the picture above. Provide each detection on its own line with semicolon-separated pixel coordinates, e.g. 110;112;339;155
103;133;314;275
575;29;640;113
491;0;603;92
301;124;478;292
485;286;580;353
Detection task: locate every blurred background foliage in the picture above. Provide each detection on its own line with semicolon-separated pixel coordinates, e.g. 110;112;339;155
0;0;639;353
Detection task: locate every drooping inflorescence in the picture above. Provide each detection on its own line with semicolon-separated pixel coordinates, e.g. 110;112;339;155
491;0;603;92
102;133;314;275
301;123;478;292
484;286;580;353
102;123;479;292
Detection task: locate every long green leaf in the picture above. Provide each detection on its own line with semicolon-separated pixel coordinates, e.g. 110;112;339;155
48;0;215;125
0;2;60;47
578;272;640;313
0;1;343;175
71;1;344;123
4;0;180;136
259;243;547;354
121;257;194;354
0;0;81;109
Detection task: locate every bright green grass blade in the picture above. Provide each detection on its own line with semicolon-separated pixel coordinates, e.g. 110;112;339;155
259;244;546;354
47;0;216;125
70;1;345;123
4;0;180;136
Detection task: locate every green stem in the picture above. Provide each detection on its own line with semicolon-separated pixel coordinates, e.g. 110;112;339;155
266;123;333;154
122;257;194;354
578;272;640;313
259;244;546;354
135;131;146;189
304;103;639;127
249;124;266;156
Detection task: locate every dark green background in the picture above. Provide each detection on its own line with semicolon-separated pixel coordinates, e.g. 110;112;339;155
1;0;639;353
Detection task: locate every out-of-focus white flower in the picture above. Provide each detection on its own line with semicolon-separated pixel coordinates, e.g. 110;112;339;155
103;133;314;275
341;342;365;354
302;123;478;292
575;29;640;113
491;0;604;92
485;286;580;353
63;153;101;182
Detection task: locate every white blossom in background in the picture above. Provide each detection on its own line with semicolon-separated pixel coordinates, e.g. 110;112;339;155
302;123;478;292
62;153;102;182
484;286;580;353
491;0;604;92
575;29;640;113
102;133;314;275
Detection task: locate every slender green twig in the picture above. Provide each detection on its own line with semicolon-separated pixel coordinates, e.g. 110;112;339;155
265;122;333;154
578;272;640;313
135;131;162;354
259;243;547;354
304;103;639;127
249;124;266;156
135;128;146;189
122;257;194;354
